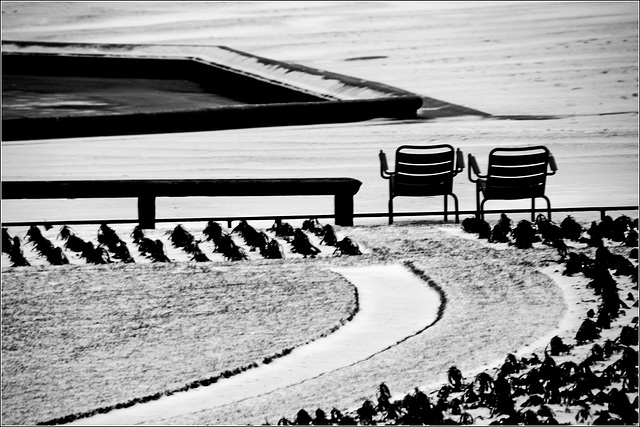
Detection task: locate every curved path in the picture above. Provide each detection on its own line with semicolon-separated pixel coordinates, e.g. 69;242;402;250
71;264;442;425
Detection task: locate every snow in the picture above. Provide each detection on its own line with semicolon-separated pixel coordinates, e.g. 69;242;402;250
1;2;637;226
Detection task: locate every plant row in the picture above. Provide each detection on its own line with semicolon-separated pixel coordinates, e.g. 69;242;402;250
3;218;363;268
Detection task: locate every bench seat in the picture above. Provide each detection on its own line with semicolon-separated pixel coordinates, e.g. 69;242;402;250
2;178;362;228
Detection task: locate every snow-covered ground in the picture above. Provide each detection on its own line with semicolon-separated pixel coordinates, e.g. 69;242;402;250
1;1;638;225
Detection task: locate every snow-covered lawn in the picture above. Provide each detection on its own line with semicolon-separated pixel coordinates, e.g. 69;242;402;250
2;218;636;424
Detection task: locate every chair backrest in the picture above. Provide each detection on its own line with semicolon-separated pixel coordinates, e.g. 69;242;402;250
486;146;551;199
393;144;457;196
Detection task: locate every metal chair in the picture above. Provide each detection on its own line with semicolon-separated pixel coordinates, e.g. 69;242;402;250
468;145;558;221
379;144;465;224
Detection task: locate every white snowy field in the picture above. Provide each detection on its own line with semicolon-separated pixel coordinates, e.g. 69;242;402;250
1;1;638;224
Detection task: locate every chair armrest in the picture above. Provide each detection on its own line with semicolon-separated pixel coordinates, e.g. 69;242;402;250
379;150;394;179
548;154;558;175
454;148;465;175
468;154;484;182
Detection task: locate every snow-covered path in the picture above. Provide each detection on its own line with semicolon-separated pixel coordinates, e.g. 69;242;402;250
69;264;442;425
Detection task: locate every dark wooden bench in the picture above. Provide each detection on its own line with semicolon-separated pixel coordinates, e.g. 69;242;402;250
1;178;362;228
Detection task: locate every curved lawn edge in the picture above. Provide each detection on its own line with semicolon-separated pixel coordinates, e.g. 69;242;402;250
60;263;443;426
35;281;360;426
389;265;575;399
159;235;569;424
211;262;446;389
336;254;638;425
301;261;447;372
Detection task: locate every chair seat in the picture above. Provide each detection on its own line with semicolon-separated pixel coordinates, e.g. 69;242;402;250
478;179;546;200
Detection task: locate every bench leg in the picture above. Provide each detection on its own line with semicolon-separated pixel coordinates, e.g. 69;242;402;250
138;195;156;229
335;194;354;226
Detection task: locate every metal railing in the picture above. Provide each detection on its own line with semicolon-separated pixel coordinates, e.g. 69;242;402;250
2;205;637;229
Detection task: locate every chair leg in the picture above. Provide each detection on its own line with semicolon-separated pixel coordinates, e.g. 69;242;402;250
476;185;481;219
531;198;536;222
542;196;552;222
451;193;460;223
444;195;448;222
389;197;394;225
480;199;487;221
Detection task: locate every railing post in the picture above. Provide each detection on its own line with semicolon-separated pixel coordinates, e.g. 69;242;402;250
138;195;156;229
335;194;354;226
